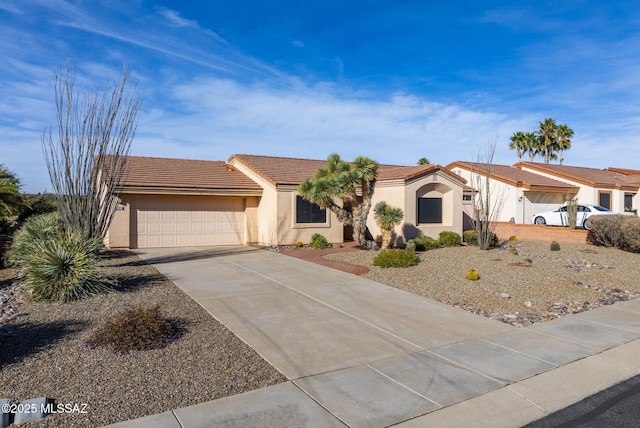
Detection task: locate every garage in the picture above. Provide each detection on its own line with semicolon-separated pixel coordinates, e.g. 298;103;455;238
130;195;245;248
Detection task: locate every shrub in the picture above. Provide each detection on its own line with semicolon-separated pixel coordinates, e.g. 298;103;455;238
439;231;461;247
463;230;477;246
466;269;479;280
83;306;180;355
550;241;561;251
461;230;498;248
373;249;419;268
412;235;441;251
405;239;416;253
509;235;518;241
588;215;628;248
5;212;64;267
622;216;640;251
310;233;331;249
295;241;304;248
21;232;112;302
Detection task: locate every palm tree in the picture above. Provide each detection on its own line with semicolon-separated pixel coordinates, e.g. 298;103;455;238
556;124;574;165
536;118;558;163
0;164;23;219
299;154;379;247
373;201;403;250
508;132;527;161
525;132;539;161
417;157;430;165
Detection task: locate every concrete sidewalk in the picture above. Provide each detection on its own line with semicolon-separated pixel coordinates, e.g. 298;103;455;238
108;246;640;428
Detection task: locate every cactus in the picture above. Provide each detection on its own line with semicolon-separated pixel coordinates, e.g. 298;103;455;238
466;269;479;281
509;235;518;241
550;241;561;251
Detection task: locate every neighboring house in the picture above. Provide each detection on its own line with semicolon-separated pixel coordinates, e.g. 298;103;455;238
604;168;640;211
445;161;579;225
515;162;639;214
106;154;467;249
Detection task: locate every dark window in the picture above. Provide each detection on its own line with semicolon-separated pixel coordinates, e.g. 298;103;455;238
625;194;633;210
462;194;472;201
296;196;326;223
418;197;442;224
598;192;611;210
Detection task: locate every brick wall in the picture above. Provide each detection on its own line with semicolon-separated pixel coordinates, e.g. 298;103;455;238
493;222;589;244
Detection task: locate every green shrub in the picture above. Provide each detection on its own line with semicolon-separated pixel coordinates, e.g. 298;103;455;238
412;235;441;251
5;212;64;267
439;231;462;247
373;249;419;268
550;241;561;251
405;239;416;252
597;215;640;251
21;232;112;302
463;230;477;246
310;233;331;249
83;306;180;355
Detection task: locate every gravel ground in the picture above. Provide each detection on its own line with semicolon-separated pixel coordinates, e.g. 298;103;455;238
325;241;640;327
0;250;286;427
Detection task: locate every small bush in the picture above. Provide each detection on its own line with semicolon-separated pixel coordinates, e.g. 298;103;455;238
310;233;332;249
589;215;640;251
83;306;180;355
466;269;479;280
550;241;561;251
463;230;477;246
405;239;416;252
412;235;441;251
439;231;461;247
373;249;419;268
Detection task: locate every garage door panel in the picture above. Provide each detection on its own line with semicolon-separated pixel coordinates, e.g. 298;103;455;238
131;195;245;248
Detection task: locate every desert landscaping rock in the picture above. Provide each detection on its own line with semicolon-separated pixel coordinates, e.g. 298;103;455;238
0;251;286;427
325;240;640;327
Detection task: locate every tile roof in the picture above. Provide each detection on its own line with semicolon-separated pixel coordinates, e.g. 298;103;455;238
445;161;579;193
515;162;638;190
605;167;640;176
119;156;262;191
229;154;465;185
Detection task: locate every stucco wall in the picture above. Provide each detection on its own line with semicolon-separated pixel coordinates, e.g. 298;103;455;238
106;195;131;248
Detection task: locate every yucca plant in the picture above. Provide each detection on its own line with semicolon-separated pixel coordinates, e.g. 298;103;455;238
373;201;404;250
5;212;64;267
21;232;112;302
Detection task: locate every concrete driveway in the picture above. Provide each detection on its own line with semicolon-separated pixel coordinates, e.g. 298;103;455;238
110;245;640;428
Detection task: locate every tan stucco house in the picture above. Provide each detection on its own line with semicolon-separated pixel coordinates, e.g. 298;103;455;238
515;162;639;214
445;161;580;224
106;154;467;249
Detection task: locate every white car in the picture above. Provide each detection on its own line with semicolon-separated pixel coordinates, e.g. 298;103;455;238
531;204;616;229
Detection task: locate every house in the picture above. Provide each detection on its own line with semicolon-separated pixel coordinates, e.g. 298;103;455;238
515;162;639;213
106;154;467;249
445;161;579;225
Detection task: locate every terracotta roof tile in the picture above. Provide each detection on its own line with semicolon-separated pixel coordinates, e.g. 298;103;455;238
445;161;580;193
230;154;465;185
120;156;262;190
605;167;640;175
515;162;638;190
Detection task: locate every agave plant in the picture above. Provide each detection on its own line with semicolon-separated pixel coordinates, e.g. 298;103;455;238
373;201;404;250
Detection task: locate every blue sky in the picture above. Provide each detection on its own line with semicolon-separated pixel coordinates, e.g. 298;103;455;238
2;0;640;192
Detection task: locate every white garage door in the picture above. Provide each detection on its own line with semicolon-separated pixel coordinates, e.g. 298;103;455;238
131;195;245;248
524;192;565;224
